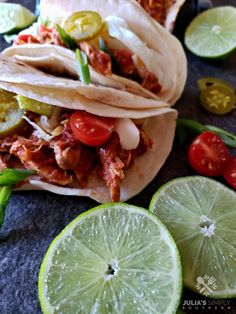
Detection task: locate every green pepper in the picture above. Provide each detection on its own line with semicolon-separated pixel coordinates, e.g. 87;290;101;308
0;168;35;230
200;84;236;115
198;77;235;92
16;95;54;117
0;89;24;138
0;186;12;228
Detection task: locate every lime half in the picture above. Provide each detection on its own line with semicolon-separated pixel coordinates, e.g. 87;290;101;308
0;3;36;35
38;203;182;314
184;6;236;58
150;176;236;298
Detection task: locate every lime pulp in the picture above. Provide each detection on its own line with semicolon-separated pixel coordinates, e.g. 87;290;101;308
184;6;236;58
38;203;182;314
150;176;236;298
0;3;36;35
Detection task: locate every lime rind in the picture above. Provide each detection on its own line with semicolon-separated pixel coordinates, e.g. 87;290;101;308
38;203;182;314
184;6;236;58
0;3;36;35
149;176;236;298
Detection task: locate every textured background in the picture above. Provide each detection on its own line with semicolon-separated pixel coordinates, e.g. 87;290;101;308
0;0;236;313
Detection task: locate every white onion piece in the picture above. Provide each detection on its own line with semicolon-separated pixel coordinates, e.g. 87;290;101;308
23;116;55;142
115;118;140;150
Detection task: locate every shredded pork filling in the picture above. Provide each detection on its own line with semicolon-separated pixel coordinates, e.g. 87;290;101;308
136;0;174;25
0;116;152;202
14;26;161;94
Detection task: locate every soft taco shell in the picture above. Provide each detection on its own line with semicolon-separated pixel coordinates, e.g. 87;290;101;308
0;56;171;111
14;0;187;106
16;111;177;203
137;0;186;32
2;44;160;101
0;57;177;202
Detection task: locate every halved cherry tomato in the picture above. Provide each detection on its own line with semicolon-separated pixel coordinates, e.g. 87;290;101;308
223;157;236;189
70;111;116;147
63;11;103;42
14;34;40;45
188;131;230;176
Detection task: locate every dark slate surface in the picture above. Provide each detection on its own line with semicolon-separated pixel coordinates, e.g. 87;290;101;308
0;0;236;313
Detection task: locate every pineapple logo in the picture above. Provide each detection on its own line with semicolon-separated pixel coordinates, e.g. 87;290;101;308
196;274;217;296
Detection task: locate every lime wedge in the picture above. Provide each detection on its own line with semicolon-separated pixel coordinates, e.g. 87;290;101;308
184;7;236;58
0;3;36;35
150;176;236;298
38;203;182;314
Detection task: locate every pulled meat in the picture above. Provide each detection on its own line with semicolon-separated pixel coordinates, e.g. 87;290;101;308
0;136;19;153
98;131;152;202
50;121;94;186
137;0;173;26
10;137;72;186
112;48;161;93
74;148;95;187
112;49;136;76
50;122;81;170
80;42;112;75
1;112;151;201
99;134;125;202
138;68;162;93
0;154;8;170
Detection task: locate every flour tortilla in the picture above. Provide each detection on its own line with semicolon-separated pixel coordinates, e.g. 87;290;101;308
137;0;186;32
2;44;160;101
0;58;177;202
165;0;186;32
0;55;171;111
16;111;177;203
4;0;187;106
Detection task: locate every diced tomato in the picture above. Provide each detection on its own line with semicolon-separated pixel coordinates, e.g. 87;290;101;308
188;131;230;176
223;156;236;189
70;111;116;147
14;34;40;45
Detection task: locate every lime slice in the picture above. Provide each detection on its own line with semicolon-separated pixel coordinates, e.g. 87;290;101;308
0;3;36;35
150;176;236;298
38;203;182;314
184;6;236;58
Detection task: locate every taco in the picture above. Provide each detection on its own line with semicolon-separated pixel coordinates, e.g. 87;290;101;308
3;0;187;107
0;56;177;203
136;0;186;32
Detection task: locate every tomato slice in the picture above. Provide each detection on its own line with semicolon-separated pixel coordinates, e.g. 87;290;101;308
188;131;230;176
223;157;236;189
70;111;116;147
63;11;103;42
14;34;40;45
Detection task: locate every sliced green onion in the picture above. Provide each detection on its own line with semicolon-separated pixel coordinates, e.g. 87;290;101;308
56;24;77;50
177;118;236;148
75;49;91;85
0;186;12;228
0;168;35;186
99;37;121;74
